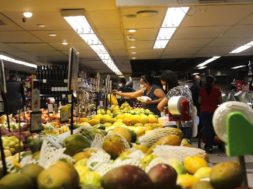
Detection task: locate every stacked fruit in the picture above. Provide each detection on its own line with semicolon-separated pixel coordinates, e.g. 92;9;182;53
2;136;24;157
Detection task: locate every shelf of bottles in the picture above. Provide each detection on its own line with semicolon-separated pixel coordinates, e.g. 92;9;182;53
33;65;69;108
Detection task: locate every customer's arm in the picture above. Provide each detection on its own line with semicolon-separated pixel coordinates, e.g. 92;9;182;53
114;89;144;99
157;97;168;112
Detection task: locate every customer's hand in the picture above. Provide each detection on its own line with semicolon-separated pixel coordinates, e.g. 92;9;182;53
142;99;152;105
112;89;118;95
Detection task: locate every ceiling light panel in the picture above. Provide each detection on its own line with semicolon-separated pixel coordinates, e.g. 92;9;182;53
230;40;253;54
197;56;220;67
63;15;122;76
231;65;246;69
153;7;189;49
0;54;37;68
162;7;189;27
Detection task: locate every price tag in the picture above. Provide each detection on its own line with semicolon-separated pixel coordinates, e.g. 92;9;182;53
43;79;47;83
30;111;42;133
48;104;54;113
32;89;40;112
0;102;4;113
60;105;70;122
68;94;72;103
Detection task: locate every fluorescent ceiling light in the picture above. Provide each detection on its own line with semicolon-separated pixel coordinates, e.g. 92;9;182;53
23;11;33;18
192;72;199;75
153;7;189;49
63;14;122;76
154;40;168;49
37;24;46;28
130;46;136;49
230;40;253;54
162;7;190;27
197;56;220;67
198;66;207;70
157;28;177;40
231;65;246;69
132;57;136;60
49;33;56;37
0;54;37;68
128;29;136;33
62;40;68;45
131;52;136;54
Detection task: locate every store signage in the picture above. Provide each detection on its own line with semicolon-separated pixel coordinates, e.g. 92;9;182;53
67;48;79;92
32;89;40;112
30;111;42;133
0;60;6;94
60;105;70;122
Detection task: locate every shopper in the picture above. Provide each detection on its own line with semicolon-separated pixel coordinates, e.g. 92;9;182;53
157;70;193;139
113;75;165;116
199;75;222;153
190;75;201;114
5;74;25;115
117;78;135;106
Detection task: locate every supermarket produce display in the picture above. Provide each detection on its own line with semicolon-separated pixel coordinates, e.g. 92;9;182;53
0;101;251;189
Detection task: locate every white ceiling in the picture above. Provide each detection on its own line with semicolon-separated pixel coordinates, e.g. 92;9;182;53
0;0;253;74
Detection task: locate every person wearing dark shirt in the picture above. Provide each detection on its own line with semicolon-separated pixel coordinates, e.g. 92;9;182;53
190;75;201;114
199;75;222;152
114;75;165;116
158;70;193;139
6;75;25;115
117;78;135;106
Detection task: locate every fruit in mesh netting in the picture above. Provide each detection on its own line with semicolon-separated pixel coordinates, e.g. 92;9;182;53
102;134;129;159
110;127;132;143
210;162;243;189
139;127;183;147
38;161;79;189
0;173;35;189
148;163;178;189
72;148;98;162
64;134;91;156
147;135;182;154
101;165;153;189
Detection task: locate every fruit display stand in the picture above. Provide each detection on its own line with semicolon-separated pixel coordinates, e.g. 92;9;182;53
0;101;252;189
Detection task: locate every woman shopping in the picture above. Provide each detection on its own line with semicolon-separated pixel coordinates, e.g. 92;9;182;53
113;75;165;116
199;75;222;152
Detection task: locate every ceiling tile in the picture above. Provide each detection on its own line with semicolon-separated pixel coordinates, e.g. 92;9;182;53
168;38;213;49
222;25;253;38
195;46;232;57
87;10;121;29
209;37;253;47
182;5;253;27
0;31;40;42
31;31;85;43
174;26;229;39
0;13;22;31
121;7;166;29
163;47;199;55
105;40;126;50
132;28;158;41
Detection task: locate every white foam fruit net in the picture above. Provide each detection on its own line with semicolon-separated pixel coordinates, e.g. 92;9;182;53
145;157;167;173
138;127;182;147
91;134;104;148
38;137;72;169
87;149;145;176
152;145;206;161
